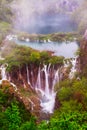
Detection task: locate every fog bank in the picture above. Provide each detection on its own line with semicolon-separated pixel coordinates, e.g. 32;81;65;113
11;0;83;34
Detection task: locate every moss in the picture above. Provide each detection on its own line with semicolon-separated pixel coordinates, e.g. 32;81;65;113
20;88;32;97
29;51;40;64
75;48;81;56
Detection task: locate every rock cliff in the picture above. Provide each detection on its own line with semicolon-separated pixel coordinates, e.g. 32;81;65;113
77;39;87;77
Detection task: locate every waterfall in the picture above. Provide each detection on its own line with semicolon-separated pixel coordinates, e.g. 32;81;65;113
0;62;60;113
25;58;77;113
0;64;7;84
26;65;31;86
43;65;50;96
36;67;41;90
34;64;59;113
69;58;77;79
40;64;58;113
0;64;17;91
1;65;7;80
25;64;58;113
52;69;59;92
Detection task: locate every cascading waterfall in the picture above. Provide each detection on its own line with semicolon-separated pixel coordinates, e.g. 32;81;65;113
36;67;41;91
0;64;7;84
1;65;7;80
52;69;59;92
0;64;17;91
63;58;77;79
26;65;31;87
43;65;50;96
69;58;77;79
26;64;60;113
40;64;59;113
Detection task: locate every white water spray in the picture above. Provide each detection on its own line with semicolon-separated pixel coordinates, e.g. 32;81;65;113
26;65;31;86
26;64;59;113
36;67;41;91
0;64;7;84
43;65;50;96
69;58;77;79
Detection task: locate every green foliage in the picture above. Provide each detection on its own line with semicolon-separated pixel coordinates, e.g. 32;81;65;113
38;101;87;130
0;22;11;33
49;56;64;65
38;78;87;130
4;45;64;72
55;78;87;105
0;87;37;130
19;117;37;130
38;121;49;130
75;48;81;56
58;87;73;101
5;45;32;71
5;103;21;130
29;51;40;64
40;51;51;62
38;111;87;130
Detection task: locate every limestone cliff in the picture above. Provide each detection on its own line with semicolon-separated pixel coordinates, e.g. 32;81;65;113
77;39;87;77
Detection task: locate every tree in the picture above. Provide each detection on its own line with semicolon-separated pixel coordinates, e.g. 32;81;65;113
19;117;37;130
5;103;21;130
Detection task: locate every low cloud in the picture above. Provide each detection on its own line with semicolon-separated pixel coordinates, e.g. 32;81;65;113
11;0;83;34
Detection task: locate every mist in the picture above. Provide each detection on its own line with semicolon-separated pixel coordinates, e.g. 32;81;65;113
11;0;83;34
72;0;87;34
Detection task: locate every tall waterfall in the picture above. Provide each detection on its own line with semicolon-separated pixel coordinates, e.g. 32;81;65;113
69;58;77;79
40;64;59;113
26;65;31;87
0;64;7;84
43;65;50;96
26;64;60;113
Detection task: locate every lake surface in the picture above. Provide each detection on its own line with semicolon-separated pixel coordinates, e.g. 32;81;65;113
15;40;79;58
